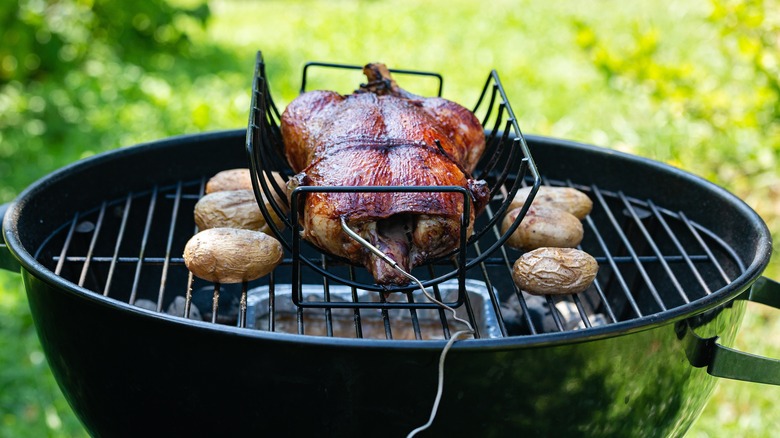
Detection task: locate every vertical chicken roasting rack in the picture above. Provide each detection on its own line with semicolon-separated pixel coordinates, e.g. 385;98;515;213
246;51;540;311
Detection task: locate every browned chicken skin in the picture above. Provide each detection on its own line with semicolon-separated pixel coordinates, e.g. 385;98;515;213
281;64;489;285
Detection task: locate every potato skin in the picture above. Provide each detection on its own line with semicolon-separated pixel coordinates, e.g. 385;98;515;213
509;186;593;220
194;189;284;233
205;168;254;193
501;206;584;250
206;168;289;203
183;228;283;283
512;247;598;295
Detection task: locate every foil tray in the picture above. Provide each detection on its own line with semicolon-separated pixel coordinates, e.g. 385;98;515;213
246;279;502;340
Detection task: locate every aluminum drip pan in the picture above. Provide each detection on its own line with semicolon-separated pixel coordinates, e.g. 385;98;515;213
246;279;502;340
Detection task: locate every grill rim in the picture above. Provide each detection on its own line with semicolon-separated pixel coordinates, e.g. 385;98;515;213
3;130;773;350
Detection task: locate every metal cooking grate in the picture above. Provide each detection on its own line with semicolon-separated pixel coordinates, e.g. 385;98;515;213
37;172;743;340
34;52;745;340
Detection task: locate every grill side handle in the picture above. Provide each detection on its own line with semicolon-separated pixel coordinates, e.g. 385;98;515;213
681;276;780;386
1;202;22;273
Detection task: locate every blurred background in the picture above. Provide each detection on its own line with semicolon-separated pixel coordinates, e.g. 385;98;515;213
1;0;778;436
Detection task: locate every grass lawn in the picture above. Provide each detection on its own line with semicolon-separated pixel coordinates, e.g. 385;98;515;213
1;0;778;436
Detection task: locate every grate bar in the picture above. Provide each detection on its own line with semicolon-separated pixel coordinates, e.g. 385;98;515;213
155;182;182;313
501;252;538;334
103;194;133;297
183;178;205;320
428;264;452;340
648;200;714;296
77;202;106;288
404;292;424;340
545;295;567;331
379;293;393;339
472;238;508;337
584;198;643;318
296;260;304;334
129;186;158;305
348;267;364;338
570;294;593;328
54;213;79;276
454;260;480;339
62;255;177;264
321;257;334;337
238;281;248;328
267;271;277;332
50;254;713;266
588;274;618;324
592;186;667;312
211;283;220;324
679;211;734;286
184;271;195;319
619;192;690;305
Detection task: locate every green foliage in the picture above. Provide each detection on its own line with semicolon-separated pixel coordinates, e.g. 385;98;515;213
0;0;209;84
573;0;780;280
0;0;223;204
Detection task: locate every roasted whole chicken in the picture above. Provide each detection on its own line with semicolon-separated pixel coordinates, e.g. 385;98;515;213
281;64;489;285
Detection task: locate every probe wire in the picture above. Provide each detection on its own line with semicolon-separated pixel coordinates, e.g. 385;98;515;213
339;217;475;437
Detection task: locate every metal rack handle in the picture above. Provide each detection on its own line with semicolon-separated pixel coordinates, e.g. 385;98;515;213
245;51;539;301
682;275;780;385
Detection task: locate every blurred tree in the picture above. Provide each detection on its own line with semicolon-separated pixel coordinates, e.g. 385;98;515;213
0;0;212;204
1;0;209;84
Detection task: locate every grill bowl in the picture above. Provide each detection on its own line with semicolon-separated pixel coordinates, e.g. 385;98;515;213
2;130;775;437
